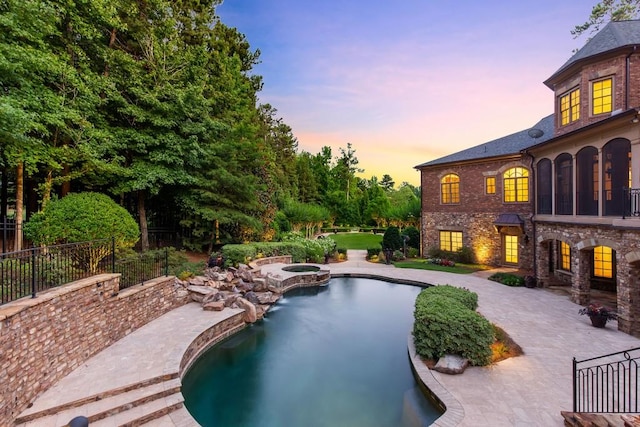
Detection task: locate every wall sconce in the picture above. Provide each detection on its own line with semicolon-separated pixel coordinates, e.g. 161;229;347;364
632;116;639;124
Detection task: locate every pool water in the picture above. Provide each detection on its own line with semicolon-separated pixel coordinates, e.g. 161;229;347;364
182;277;441;427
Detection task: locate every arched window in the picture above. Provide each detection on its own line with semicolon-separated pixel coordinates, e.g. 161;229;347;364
503;167;528;203
440;174;460;204
603;138;631;216
536;159;552;214
576;147;598;215
555;153;573;215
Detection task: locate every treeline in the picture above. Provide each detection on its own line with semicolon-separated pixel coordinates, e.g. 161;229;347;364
0;0;419;251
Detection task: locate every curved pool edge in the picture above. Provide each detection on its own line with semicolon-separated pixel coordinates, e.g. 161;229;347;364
407;335;464;427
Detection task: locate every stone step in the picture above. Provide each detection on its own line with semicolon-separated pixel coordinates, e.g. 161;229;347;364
140;406;198;426
89;392;184;427
15;376;181;427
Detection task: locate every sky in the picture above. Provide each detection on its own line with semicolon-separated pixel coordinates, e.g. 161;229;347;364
217;1;596;186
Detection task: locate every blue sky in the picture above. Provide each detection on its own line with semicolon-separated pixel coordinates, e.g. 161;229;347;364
217;1;596;186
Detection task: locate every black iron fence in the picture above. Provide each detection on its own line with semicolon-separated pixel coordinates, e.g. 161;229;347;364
0;238;168;305
573;347;640;413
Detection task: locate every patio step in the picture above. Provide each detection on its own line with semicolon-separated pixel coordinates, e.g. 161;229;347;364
15;374;182;427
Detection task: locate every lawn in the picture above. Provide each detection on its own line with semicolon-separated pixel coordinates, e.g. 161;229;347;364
392;259;490;274
329;232;383;250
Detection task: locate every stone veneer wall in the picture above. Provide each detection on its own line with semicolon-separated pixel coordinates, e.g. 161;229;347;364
535;222;640;337
0;273;188;426
422;211;534;269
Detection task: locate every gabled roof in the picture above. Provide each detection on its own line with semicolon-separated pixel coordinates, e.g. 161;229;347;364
545;20;640;88
414;115;554;169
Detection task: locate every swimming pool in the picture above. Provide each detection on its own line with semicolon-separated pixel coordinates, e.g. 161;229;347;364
182;277;441;427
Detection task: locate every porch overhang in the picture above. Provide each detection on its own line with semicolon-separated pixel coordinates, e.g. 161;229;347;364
494;213;525;234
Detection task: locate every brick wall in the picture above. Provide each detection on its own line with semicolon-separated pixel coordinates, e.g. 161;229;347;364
0;274;189;425
554;53;640;137
419;158;533;268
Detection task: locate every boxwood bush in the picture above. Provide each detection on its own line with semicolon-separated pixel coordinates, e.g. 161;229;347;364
413;286;494;366
416;284;478;310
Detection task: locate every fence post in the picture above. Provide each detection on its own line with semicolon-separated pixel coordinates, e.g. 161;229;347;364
111;237;115;273
31;249;36;299
572;357;577;412
164;247;168;276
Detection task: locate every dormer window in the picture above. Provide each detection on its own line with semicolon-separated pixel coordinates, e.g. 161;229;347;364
560;87;580;125
592;77;612;115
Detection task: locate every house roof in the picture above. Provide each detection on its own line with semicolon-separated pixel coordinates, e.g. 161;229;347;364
414;115;554;169
545;20;640;88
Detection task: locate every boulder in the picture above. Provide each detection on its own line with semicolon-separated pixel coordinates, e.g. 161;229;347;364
202;289;220;305
187;285;214;303
256;292;280;304
223;294;240;307
236;280;254;293
236;297;258;323
433;354;469;375
203;301;225;311
252;278;268;292
188;276;207;286
244;291;260;305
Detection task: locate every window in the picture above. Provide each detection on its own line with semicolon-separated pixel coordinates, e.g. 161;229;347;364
441;174;460;204
559;241;571;271
440;231;462;252
536;159;552;214
560;88;580;125
593;246;613;278
555;153;573;215
603;138;631;216
503;167;529;202
592;78;612;115
485;176;496;194
576;147;598;215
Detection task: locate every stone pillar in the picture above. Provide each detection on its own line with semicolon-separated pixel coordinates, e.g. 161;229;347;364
572;249;591;305
536;240;550;288
619;261;640;337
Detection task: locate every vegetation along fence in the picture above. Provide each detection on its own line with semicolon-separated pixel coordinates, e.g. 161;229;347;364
573;347;640;413
0;238;168;305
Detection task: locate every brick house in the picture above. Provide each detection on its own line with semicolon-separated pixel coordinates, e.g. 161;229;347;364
415;20;640;336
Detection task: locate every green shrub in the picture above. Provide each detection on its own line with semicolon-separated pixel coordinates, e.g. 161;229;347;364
403;226;420;249
222;244;257;265
488;272;524;287
413;288;494;366
417;284;478;310
366;247;380;259
456;246;474;264
382;226;402;250
407;247;419;258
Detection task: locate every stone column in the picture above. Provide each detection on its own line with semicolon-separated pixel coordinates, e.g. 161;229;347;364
536;240;550;288
572;249;591;305
618;260;640;337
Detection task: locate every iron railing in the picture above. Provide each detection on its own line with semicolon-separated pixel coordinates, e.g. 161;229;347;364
624;188;640;218
573;347;640;413
0;238;168;305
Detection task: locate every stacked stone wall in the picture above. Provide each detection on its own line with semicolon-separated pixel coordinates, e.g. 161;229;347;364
536;221;640;336
0;274;188;426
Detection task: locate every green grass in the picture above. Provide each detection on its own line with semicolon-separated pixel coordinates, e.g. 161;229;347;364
393;259;489;274
328;232;383;250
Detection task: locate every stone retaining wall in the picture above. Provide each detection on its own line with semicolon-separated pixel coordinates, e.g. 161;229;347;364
249;255;293;268
0;274;188;426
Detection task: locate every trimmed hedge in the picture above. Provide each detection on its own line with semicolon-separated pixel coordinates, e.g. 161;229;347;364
413;286;494;366
416;284;478;310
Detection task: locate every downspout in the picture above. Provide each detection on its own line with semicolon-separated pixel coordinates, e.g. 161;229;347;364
527;152;537;280
626;46;637;110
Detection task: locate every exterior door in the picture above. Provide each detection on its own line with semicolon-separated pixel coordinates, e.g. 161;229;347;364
503;234;519;265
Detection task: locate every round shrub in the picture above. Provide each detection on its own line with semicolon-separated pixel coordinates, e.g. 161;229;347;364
413;290;494;366
382;226;402;250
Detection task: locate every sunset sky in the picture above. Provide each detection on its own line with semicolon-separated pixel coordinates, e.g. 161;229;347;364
217;1;596;186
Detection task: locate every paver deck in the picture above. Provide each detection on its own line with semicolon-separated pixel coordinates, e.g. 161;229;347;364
18;249;640;426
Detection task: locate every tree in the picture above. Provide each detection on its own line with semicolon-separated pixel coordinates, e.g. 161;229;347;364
334;143;363;202
380;174;395;191
382;226;403;251
24;192;139;272
572;0;640;38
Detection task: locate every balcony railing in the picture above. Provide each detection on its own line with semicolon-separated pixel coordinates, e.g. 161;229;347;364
624;188;640;218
